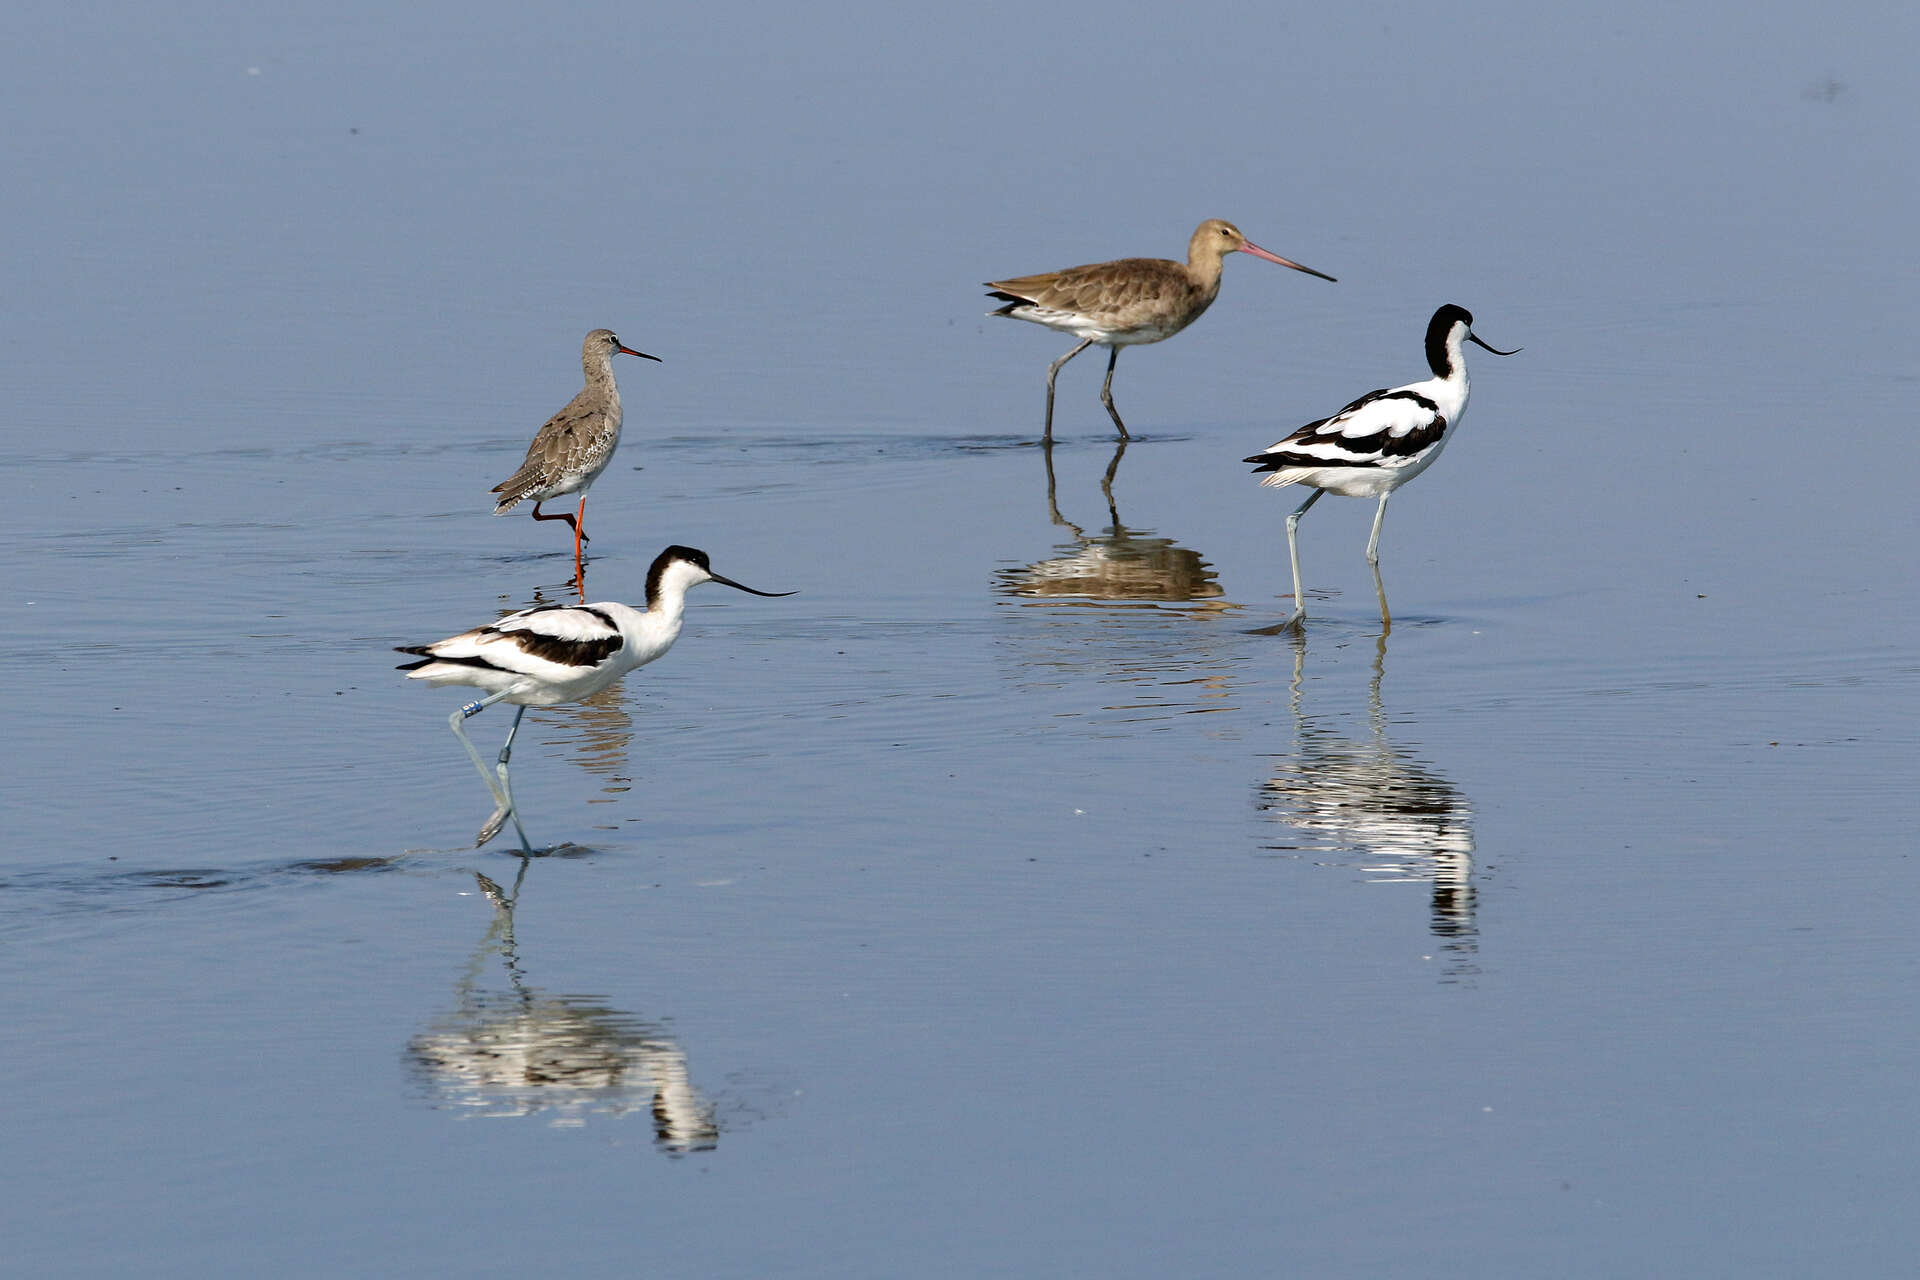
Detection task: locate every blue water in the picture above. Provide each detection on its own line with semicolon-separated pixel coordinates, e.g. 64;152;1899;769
4;2;1917;1276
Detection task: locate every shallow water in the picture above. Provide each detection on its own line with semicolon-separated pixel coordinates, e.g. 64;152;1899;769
4;2;1918;1276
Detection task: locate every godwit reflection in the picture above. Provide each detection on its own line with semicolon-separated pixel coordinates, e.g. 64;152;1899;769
407;861;719;1151
1257;634;1477;975
995;439;1227;610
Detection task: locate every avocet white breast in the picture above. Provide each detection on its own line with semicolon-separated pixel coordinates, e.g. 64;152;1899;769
396;545;793;850
1244;304;1518;629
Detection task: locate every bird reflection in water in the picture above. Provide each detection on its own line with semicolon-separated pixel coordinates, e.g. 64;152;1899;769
1256;633;1478;978
995;439;1228;610
406;859;719;1152
538;684;634;806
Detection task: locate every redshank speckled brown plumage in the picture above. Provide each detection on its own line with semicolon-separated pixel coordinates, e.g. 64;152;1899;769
491;328;659;584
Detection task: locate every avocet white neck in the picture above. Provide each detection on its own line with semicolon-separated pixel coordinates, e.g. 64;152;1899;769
633;557;717;649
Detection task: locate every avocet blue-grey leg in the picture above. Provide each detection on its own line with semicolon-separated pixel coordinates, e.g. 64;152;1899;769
479;706;533;853
448;691;515;811
1098;346;1130;439
1365;492;1392;566
1245;305;1518;631
449;692;532;852
1282;488;1325;628
1366;492;1393;629
1043;338;1095;441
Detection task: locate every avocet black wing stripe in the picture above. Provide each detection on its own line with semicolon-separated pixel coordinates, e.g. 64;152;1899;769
1290;413;1449;458
400;603;627;679
497;629;623;669
1244;418;1449;472
394;651;519;674
1247;387;1449;472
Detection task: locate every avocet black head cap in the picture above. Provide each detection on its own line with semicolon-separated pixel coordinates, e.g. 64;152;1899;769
1426;305;1521;373
648;545;796;600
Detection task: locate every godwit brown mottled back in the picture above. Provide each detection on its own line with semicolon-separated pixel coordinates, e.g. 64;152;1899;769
987;219;1333;440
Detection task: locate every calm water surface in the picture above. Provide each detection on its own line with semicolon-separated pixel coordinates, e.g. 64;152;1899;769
3;2;1916;1276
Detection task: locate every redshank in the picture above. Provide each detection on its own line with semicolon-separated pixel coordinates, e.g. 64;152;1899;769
491;328;659;584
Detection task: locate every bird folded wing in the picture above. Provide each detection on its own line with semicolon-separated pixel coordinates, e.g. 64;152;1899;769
433;605;625;675
1253;389;1446;466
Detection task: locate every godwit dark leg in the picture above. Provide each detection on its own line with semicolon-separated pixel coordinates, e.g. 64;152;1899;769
1043;338;1095;442
1098;346;1129;439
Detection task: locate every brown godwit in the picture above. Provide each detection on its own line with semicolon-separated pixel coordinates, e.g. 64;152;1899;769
491;329;660;584
986;219;1334;441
